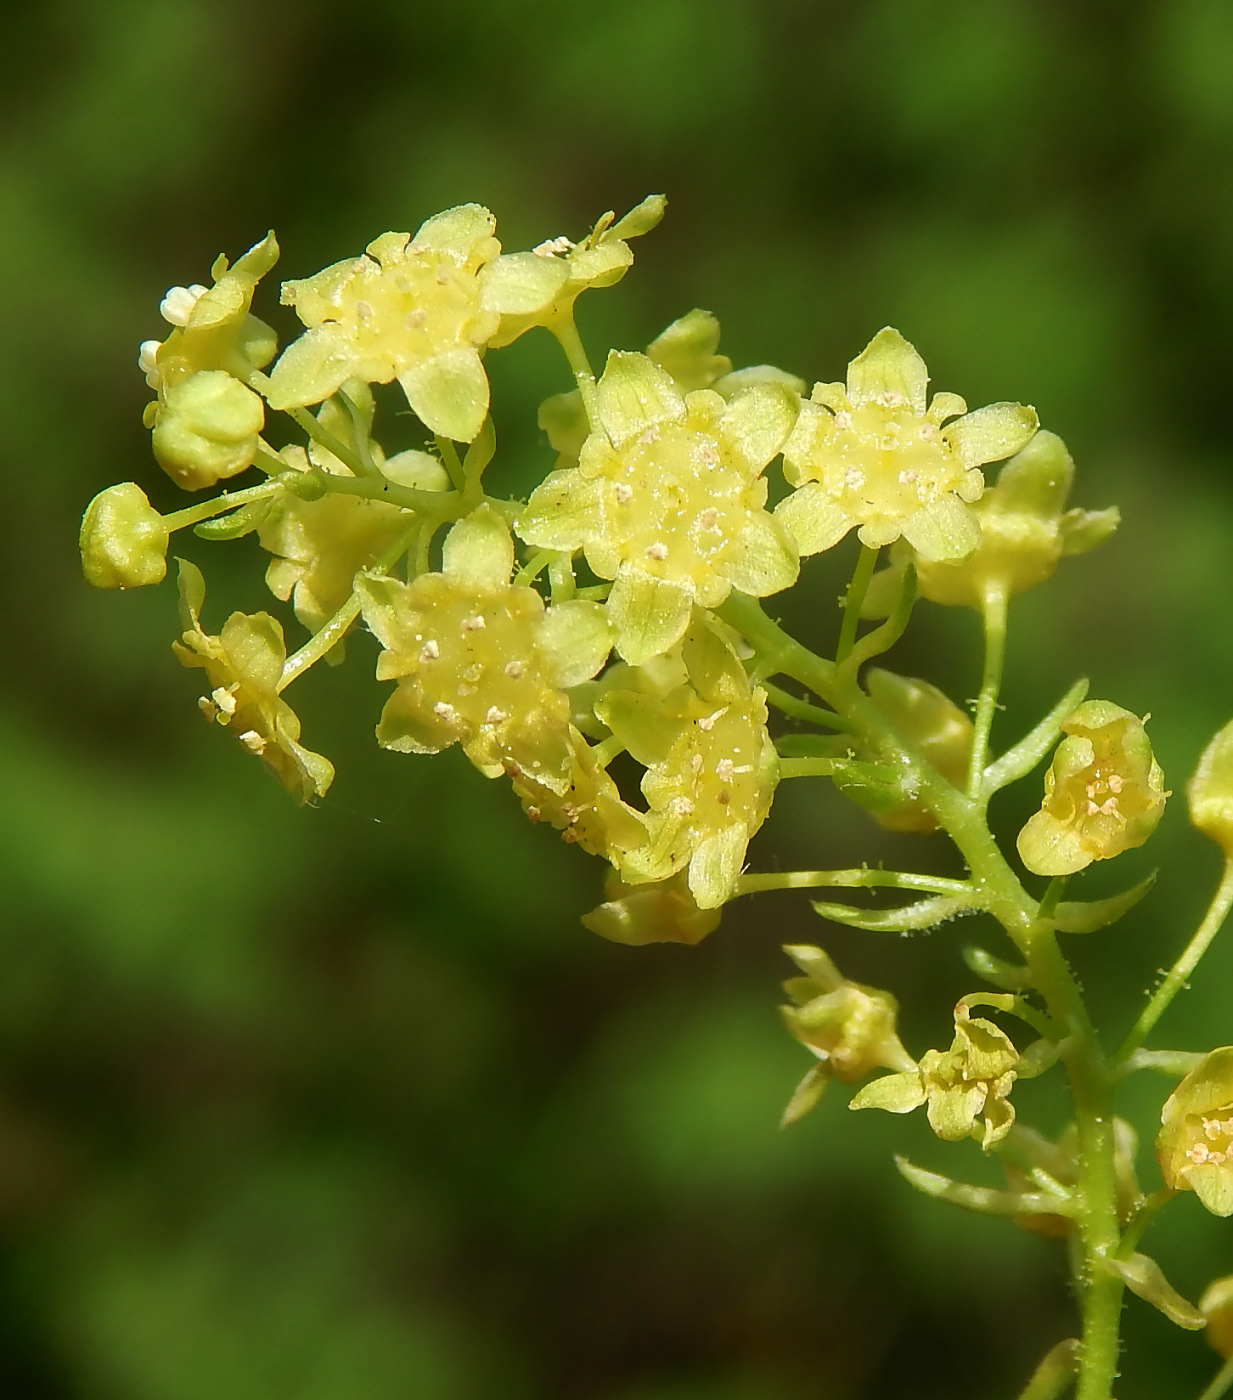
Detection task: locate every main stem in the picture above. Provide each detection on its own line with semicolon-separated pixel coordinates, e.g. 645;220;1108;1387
719;593;1126;1400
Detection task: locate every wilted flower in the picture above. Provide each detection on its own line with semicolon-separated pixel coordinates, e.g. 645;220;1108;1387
172;560;334;804
141;231;279;392
779;944;916;1125
1188;719;1233;858
357;506;611;787
582;868;721;946
851;1008;1020;1149
1017;700;1168;877
596;618;778;907
1158;1047;1233;1217
519;351;800;664
79;482;169;589
906;431;1119;609
775;327;1038;561
267;206;575;443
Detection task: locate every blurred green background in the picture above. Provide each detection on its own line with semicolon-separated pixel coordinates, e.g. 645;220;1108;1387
4;0;1233;1395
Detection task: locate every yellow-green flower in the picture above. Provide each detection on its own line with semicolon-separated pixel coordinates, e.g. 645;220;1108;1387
267;206;572;443
79;482;169;590
519;352;800;664
906;431;1119;608
357;506;611;788
1201;1274;1233;1357
1188;719;1233;858
1017;700;1168;877
172;560;334;804
1157;1048;1233;1217
779;944;916;1125
851;1009;1019;1149
775;327;1038;561
537;308;805;472
140;232;279;392
596;618;778;907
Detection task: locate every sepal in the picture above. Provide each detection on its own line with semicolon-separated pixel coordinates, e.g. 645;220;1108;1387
1102;1253;1206;1330
894;1156;1076;1220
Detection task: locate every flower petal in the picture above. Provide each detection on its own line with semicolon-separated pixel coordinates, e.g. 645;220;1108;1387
847;328;929;413
398;347;490;443
849;1072;927;1114
719;382;799;472
480;251;571;315
410;204;497;259
725;511;800;597
945;402;1039;468
607;566;693;664
441;504;515;591
536;600;612;688
518;469;603;552
774;483;852;556
266;327;355;410
688;822;748;908
1017;809;1092;877
594;351;685;449
899;497;982;561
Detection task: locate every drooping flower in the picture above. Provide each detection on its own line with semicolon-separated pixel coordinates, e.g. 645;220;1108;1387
519;352;800;664
356;505;611;788
1157;1048;1233;1217
779;944;917;1126
266;206;573;443
79;482;169;589
1017;700;1168;878
903;431;1119;609
581;868;722;946
596;617;778;907
775;327;1038;561
850;1008;1020;1149
172;560;334;804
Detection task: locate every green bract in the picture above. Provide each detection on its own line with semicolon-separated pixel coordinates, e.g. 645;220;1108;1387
775;327;1038;562
519;352;799;664
1017;700;1168;878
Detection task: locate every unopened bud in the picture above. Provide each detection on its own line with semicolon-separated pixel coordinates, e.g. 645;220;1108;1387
1201;1274;1233;1358
1188;720;1233;857
79;482;168;589
152;370;265;490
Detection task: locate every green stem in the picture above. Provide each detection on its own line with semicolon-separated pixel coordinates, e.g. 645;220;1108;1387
161;479;284;532
836;545;879;663
761;682;851;732
435;435;466;493
549;309;600;430
968;582;1009;798
335;390;381;476
718;592;1125;1400
1198;1354;1233;1400
278;522;420;690
735;868;973;897
1116;858;1233;1062
841;561;916;676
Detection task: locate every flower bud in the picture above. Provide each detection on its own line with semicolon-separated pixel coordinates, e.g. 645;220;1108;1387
1200;1275;1233;1358
1017;700;1167;877
1157;1046;1233;1217
1188;720;1233;857
79;482;169;589
151;370;265;490
779;944;916;1124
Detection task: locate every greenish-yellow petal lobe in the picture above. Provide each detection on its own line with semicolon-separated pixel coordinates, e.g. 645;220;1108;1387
899;498;982;562
945;402;1039;468
774;483;852;556
595;351;685;448
847;328;929;414
398;347;489;443
607;567;693;664
441;504;514;591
